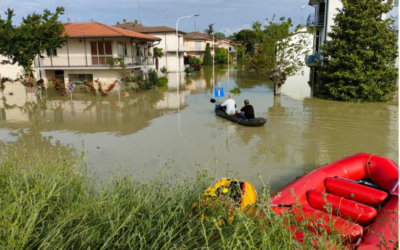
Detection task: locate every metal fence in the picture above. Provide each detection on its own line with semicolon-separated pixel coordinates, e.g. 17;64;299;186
306;14;325;28
33;56;154;68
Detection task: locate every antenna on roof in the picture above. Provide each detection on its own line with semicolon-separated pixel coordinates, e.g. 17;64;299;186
138;0;142;24
66;0;69;22
194;21;196;30
165;13;168;25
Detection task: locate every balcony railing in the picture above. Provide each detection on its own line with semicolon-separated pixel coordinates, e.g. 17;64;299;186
165;45;208;52
305;53;322;67
33;56;154;68
306;14;325;28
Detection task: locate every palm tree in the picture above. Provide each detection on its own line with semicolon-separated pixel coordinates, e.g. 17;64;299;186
154;48;164;71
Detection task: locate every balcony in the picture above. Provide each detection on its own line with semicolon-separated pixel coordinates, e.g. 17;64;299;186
305;53;322;67
306;14;325;28
165;45;207;52
33;56;154;69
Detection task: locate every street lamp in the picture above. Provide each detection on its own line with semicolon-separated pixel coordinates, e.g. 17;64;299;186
176;14;199;84
213;33;215;97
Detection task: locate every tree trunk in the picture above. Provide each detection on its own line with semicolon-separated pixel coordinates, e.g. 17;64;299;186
269;66;287;96
156;58;159;71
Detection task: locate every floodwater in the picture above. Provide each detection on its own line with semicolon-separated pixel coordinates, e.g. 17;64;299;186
0;65;398;191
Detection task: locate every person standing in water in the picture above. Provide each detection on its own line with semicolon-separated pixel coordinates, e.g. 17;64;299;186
219;94;236;115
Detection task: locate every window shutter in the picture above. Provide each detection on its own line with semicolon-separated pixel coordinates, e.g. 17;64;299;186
105;42;112;55
91;42;98;55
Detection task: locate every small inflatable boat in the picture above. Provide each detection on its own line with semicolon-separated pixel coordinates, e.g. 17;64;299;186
214;104;266;127
197;153;398;248
269;153;398;249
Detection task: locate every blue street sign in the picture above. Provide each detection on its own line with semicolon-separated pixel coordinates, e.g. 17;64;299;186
214;87;224;98
68;83;74;93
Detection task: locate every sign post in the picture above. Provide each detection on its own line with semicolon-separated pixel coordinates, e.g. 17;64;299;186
214;87;224;98
68;83;75;117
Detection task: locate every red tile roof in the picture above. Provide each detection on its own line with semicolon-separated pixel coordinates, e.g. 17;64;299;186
114;23;186;34
63;22;161;40
189;31;212;40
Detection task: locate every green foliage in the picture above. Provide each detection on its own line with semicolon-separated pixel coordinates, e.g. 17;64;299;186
189;57;203;66
0;77;14;91
203;43;213;66
157;76;169;86
160;66;169;76
154;48;164;70
148;69;158;86
215;47;229;64
317;0;398;102
230;87;241;94
236;29;258;56
184;66;193;74
214;32;226;40
0;7;67;87
0;143;351;249
205;23;215;36
242;17;312;94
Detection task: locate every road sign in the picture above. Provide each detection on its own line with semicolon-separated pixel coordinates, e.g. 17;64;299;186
68;83;74;93
214;87;224;98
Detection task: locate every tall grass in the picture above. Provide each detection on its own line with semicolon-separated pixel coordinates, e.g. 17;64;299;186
0;144;346;249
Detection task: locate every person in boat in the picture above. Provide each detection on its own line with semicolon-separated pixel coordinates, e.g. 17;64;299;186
218;94;236;115
236;100;255;119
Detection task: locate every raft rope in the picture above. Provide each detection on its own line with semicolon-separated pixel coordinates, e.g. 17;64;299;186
366;154;377;184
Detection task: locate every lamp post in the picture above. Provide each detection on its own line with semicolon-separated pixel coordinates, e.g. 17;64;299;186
176;14;199;87
213;33;215;97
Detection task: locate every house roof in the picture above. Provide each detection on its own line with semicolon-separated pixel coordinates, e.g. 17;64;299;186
188;31;213;40
184;32;211;40
114;23;186;35
62;22;161;40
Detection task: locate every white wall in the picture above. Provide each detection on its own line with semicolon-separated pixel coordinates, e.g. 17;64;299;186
0;55;23;79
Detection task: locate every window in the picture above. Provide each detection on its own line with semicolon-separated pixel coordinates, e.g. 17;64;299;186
68;74;93;82
47;48;57;56
118;42;128;56
195;54;201;58
229;47;232;51
91;41;112;65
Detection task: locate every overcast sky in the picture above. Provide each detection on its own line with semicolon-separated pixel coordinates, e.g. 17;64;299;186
1;0;314;35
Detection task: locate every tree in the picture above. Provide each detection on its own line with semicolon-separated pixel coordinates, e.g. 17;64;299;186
242;18;313;95
235;29;258;57
154;48;164;70
215;48;228;64
205;24;215;36
0;7;68;89
317;0;398;102
203;43;213;66
214;32;226;40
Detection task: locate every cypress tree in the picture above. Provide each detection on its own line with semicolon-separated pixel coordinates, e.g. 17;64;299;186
317;0;398;102
203;43;213;66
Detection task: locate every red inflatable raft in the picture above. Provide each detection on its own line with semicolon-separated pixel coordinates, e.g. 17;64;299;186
269;153;398;249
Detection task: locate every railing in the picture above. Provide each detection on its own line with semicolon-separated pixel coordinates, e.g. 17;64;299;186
305;53;322;67
33;56;154;68
165;45;190;52
306;14;325;28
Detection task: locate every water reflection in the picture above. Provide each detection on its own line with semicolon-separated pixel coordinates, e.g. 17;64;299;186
0;66;397;191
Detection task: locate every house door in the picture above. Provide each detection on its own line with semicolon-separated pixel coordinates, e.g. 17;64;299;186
195;41;201;51
315;30;320;53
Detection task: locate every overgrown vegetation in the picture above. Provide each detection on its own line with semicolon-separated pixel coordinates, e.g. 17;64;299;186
317;0;398;102
230;87;241;94
184;66;193;74
157;76;169;86
215;48;228;64
148;68;159;86
160;66;169;76
0;143;351;249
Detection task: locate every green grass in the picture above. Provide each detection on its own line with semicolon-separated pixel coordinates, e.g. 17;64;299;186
0;144;347;249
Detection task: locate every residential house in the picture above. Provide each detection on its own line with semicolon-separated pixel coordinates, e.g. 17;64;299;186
215;39;237;60
305;0;399;89
34;22;160;85
183;32;213;61
115;20;186;72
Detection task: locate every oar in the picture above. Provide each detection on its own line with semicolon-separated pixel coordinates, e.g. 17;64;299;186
210;98;217;103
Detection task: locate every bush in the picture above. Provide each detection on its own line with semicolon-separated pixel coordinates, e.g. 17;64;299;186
157;76;169;86
230;87;241;94
203;43;213;66
189;57;203;66
215;53;228;64
184;66;193;74
160;66;168;76
148;69;158;86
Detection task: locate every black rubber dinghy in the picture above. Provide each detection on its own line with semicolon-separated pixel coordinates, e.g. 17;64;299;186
214;104;267;127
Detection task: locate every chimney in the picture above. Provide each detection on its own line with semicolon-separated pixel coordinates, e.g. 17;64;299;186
123;19;126;24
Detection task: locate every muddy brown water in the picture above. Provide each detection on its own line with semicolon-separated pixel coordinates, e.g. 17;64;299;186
0;66;398;190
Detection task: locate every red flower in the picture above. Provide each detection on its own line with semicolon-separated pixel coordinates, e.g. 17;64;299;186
92;91;95;93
